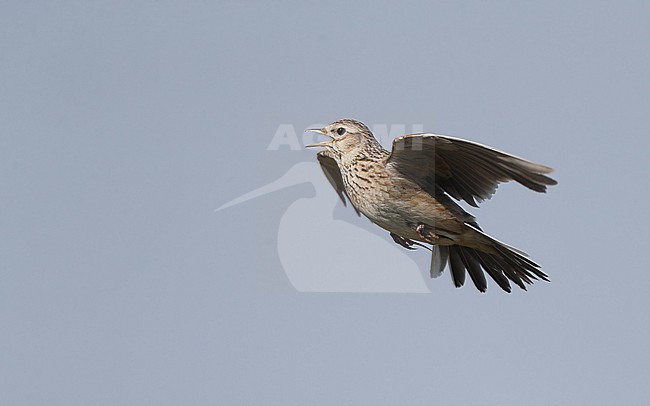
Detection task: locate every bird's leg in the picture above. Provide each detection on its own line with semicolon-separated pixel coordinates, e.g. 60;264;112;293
415;223;439;243
390;232;432;252
390;232;417;250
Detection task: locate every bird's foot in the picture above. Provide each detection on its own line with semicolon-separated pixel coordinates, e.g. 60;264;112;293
390;233;417;250
416;223;439;243
390;232;432;252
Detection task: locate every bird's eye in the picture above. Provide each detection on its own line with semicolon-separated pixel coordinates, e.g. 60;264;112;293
336;127;346;136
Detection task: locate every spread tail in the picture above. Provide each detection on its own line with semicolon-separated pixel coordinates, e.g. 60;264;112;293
430;224;549;293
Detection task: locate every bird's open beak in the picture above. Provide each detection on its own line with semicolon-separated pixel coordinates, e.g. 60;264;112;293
305;128;333;148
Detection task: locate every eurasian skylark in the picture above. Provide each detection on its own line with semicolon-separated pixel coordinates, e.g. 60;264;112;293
306;119;557;293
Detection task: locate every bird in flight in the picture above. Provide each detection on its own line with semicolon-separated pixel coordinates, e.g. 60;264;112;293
306;119;557;293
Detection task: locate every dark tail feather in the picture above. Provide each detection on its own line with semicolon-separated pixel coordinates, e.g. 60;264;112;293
447;246;490;292
444;234;549;293
447;246;509;292
429;222;549;292
448;247;467;288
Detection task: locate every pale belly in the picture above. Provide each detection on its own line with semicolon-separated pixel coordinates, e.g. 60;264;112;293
339;161;468;244
351;187;462;245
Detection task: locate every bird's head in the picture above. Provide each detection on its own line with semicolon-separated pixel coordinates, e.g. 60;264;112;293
305;119;378;157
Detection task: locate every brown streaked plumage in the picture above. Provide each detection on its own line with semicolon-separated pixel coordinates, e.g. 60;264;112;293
306;119;557;293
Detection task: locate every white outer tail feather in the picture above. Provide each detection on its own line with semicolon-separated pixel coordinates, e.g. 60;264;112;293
430;246;449;278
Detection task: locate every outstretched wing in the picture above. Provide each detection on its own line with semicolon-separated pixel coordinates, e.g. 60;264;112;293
316;151;361;216
388;133;557;207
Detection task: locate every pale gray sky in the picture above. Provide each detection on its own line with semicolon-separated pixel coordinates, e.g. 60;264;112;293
2;1;650;405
